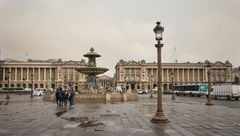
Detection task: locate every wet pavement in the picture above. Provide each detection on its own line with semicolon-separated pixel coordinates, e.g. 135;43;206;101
0;94;240;136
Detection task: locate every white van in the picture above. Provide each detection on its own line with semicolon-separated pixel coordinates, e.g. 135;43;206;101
33;88;45;96
212;85;240;100
115;86;123;93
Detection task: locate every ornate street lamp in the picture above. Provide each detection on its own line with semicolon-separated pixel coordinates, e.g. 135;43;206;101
205;60;213;105
5;71;11;99
171;72;175;100
151;21;169;123
30;74;34;98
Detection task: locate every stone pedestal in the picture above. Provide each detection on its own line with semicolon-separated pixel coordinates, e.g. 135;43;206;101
106;93;111;102
123;93;127;102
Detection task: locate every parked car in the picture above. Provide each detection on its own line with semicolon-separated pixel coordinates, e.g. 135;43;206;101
137;89;143;94
33;88;45;96
142;89;148;94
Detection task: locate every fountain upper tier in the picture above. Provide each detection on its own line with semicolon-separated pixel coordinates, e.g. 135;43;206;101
76;47;108;76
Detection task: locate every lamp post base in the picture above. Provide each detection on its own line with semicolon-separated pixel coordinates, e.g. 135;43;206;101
171;94;175;100
151;111;169;123
206;101;213;106
150;93;153;98
5;95;10;99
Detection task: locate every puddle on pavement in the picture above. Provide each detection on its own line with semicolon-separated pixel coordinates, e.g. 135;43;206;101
55;109;67;117
64;116;104;128
65;116;88;122
100;113;120;117
64;123;81;128
22;119;35;123
0;101;9;105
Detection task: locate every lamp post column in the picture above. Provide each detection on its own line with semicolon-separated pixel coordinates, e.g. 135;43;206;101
30;74;34;98
5;71;11;99
152;40;168;123
171;72;175;100
150;75;153;98
206;68;213;105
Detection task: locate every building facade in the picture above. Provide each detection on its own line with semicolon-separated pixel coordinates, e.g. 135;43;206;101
98;75;113;89
232;66;240;84
0;59;88;90
115;59;233;90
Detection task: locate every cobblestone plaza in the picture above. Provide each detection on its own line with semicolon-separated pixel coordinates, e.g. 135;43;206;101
0;94;240;136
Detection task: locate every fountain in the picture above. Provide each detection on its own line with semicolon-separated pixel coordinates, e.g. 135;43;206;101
76;47;109;94
43;48;138;103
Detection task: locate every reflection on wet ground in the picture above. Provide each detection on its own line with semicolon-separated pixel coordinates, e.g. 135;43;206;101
0;101;9;105
55;109;67;117
63;116;104;128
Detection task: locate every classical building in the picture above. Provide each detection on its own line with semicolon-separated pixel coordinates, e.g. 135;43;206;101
0;58;88;90
114;59;233;90
98;75;113;89
232;66;240;84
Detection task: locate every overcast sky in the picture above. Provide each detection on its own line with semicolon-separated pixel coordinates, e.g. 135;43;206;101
0;0;240;76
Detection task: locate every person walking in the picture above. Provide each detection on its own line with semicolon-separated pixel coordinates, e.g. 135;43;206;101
58;87;64;107
68;86;75;108
55;87;62;106
63;86;69;107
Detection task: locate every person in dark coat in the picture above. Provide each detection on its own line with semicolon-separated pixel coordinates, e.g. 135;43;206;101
68;87;75;108
63;86;69;107
55;87;61;106
56;87;63;106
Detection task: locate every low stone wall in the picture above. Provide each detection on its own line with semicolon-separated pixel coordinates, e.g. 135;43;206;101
43;92;138;103
75;94;105;103
126;93;138;101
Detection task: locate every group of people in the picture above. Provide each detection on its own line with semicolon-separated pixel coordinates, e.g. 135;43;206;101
55;86;75;107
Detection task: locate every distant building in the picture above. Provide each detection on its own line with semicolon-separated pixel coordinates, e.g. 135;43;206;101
114;59;233;90
232;66;240;84
0;58;88;90
98;75;113;89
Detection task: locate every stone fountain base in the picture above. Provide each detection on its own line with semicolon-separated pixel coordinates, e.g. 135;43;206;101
43;92;138;103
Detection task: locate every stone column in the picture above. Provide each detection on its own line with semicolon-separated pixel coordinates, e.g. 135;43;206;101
187;69;190;83
205;68;208;83
15;68;17;81
220;69;223;82
26;68;29;81
192;68;195;82
21;68;23;81
33;68;35;80
177;69;180;82
182;69;185;82
150;68;153;80
50;68;52;81
3;67;5;81
38;68;40;81
57;67;59;81
167;69;169;83
73;69;75;80
197;69;200;82
44;68;46;81
67;68;70;81
9;67;11;81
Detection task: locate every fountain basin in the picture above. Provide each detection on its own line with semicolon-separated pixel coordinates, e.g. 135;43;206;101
76;67;109;76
